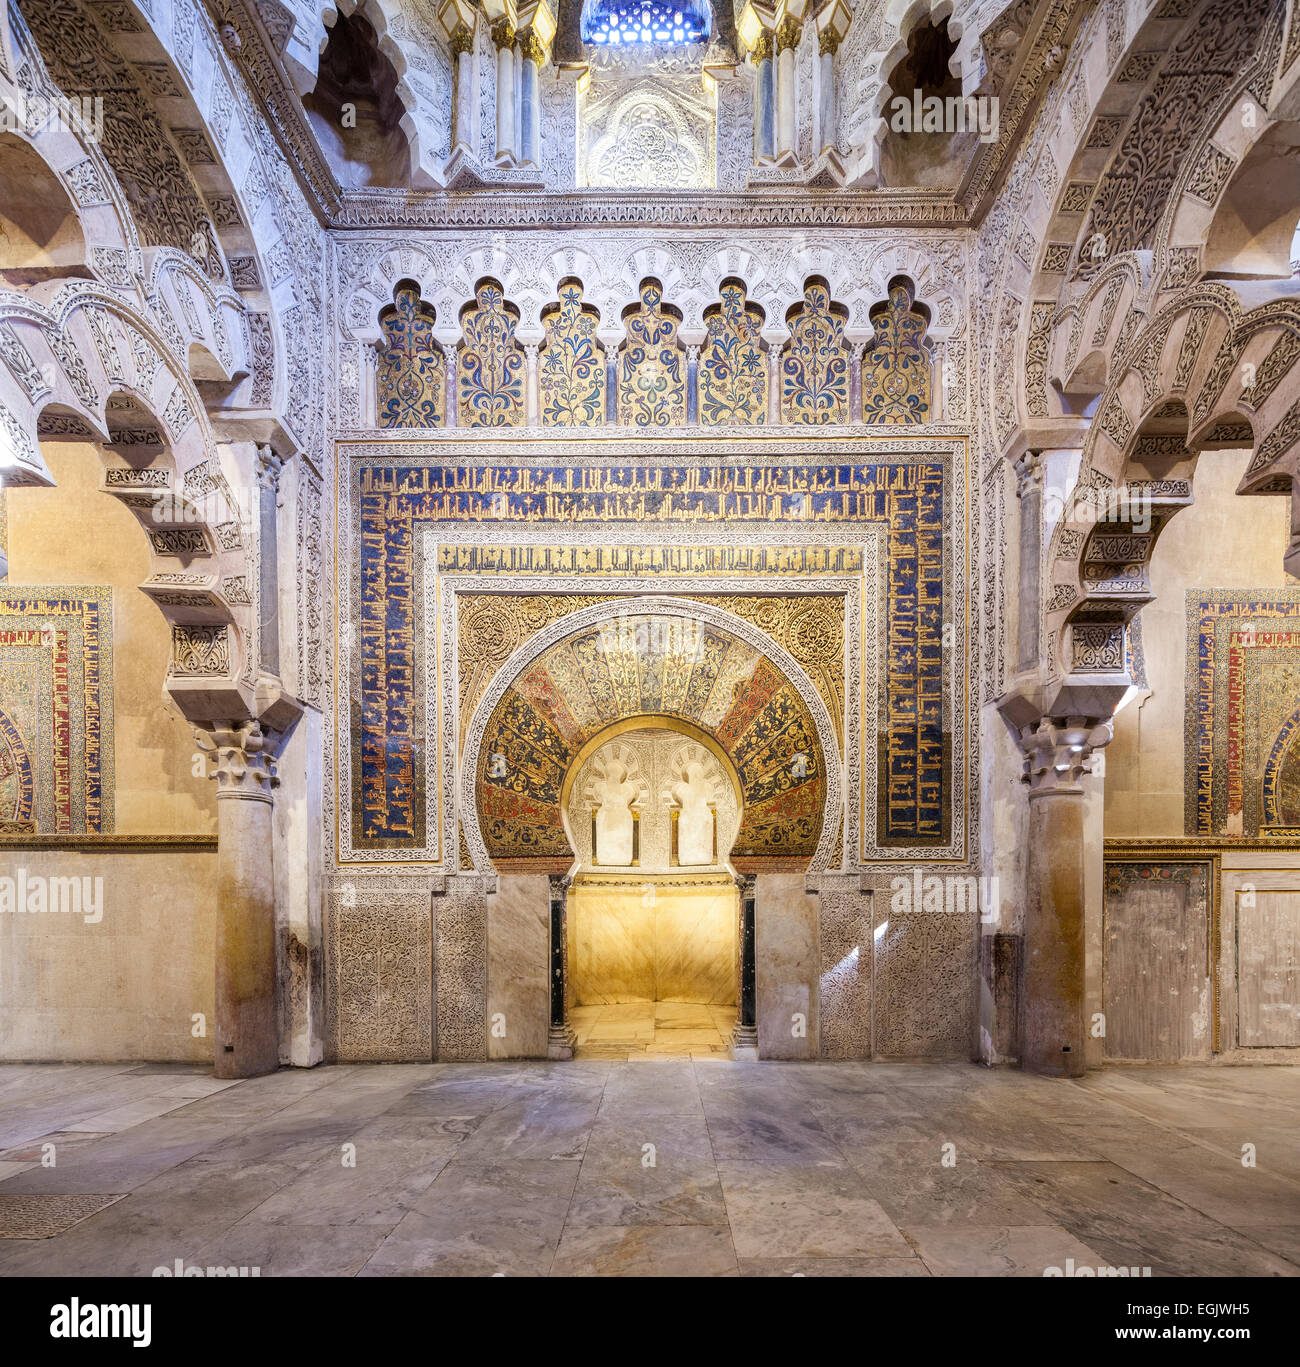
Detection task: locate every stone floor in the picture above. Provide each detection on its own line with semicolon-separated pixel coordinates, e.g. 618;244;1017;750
571;1000;737;1059
0;1059;1298;1276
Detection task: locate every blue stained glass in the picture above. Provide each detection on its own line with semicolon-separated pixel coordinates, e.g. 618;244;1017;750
582;0;710;45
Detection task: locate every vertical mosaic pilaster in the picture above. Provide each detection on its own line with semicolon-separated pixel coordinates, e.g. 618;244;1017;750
0;587;113;833
1185;591;1300;835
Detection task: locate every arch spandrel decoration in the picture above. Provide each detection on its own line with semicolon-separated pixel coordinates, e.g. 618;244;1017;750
862;279;932;424
461;600;841;872
0;703;35;832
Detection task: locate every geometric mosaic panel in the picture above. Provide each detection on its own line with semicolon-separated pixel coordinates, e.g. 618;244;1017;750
377;283;446;429
540;279;606;426
617;279;686;427
780;279;849;424
1185;591;1300;836
0;586;113;833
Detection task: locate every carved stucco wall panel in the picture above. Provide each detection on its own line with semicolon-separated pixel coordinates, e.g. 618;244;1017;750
817;888;873;1059
874;906;977;1059
324;881;433;1061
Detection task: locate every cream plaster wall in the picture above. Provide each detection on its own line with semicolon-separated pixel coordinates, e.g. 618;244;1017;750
1;441;219;1061
5;440;216;834
0;846;216;1060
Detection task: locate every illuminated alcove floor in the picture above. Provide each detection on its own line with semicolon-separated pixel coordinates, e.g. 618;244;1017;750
571;1000;737;1059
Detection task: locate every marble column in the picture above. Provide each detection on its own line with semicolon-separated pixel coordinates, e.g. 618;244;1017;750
816;28;839;154
446;346;459;426
754;33;775;162
849;341;865;420
767;347;782;422
450;27;475;153
524;342;540;424
686;344;700;424
775;18;800;163
517;31;544;166
1015;451;1044;674
1016;717;1112;1077
731;873;758;1059
255;445;281;679
361;342;378;426
606;352;619;423
548;875;576;1058
492;19;516;163
195;720;279;1079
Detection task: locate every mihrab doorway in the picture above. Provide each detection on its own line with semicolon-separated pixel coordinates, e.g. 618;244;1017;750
562;723;740;1058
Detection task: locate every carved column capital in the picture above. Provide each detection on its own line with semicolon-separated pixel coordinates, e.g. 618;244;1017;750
752;29;774;61
448;23;475;57
491;17;516;48
818;27;841;57
194;719;278;802
1014;449;1044;497
1014;715;1113;796
517;27;547;65
775;16;802;52
256;443;283;492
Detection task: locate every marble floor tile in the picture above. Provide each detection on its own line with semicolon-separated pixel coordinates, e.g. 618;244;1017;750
242;1135;461;1227
991;1160;1300;1277
362;1160;580;1277
1081;1138;1300;1228
843;1142;1052;1228
187;1220;392;1277
905;1223;1110;1276
738;1256;931;1277
549;1223;738;1276
566;1152;728;1228
717;1162;911;1258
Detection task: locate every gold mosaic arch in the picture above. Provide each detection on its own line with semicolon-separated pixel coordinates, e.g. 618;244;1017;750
468;606;830;870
